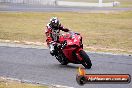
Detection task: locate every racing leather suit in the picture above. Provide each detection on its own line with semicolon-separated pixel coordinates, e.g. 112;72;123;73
45;23;70;55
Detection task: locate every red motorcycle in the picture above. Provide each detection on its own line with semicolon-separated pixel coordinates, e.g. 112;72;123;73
53;32;92;69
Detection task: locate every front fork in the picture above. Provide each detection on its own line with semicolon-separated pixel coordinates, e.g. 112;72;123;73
73;47;83;61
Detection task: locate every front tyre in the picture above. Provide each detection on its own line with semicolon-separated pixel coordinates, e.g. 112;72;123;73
80;50;92;69
56;53;68;65
54;45;68;65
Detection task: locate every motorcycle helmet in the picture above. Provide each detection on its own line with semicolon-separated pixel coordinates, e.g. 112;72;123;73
50;17;60;28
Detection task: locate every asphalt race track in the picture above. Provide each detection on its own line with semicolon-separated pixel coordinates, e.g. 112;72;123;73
0;3;132;12
0;46;132;88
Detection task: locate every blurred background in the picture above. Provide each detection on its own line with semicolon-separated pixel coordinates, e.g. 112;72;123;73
0;0;132;7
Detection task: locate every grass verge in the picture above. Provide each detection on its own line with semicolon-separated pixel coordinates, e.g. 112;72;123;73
0;11;132;54
0;77;48;88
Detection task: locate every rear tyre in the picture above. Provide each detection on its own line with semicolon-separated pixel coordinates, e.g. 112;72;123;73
80;50;92;69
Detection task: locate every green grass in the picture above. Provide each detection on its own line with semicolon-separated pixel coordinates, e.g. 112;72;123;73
0;78;48;88
0;11;132;54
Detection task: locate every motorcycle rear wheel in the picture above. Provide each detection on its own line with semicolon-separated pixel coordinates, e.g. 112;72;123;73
79;50;92;69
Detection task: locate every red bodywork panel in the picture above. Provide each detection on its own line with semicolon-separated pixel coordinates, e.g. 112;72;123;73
59;33;83;62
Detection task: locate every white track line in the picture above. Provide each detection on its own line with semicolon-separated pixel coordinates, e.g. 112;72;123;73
0;77;74;88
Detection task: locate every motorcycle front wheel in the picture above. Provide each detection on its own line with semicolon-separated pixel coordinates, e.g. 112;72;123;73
56;53;68;65
79;50;92;69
